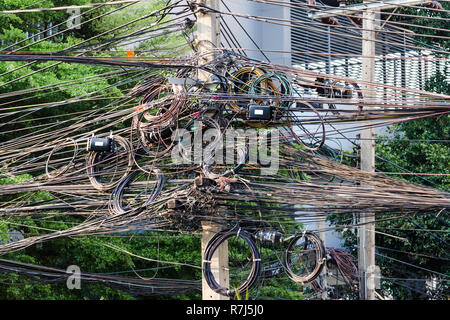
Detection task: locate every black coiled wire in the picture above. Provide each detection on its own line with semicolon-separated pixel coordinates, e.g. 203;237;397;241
202;227;261;297
86;135;134;191
109;166;164;215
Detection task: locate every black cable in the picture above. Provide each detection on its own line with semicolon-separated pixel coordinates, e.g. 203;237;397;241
86;134;134;191
202;226;262;297
109;166;164;215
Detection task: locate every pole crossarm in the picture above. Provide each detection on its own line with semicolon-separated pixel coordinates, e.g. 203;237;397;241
308;0;430;19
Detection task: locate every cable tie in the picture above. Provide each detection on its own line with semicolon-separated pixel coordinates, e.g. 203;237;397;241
300;225;309;239
253;258;261;262
202;260;211;264
301;230;306;239
236;227;241;238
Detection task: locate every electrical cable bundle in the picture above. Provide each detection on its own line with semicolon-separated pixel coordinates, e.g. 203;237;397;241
0;0;449;300
45;138;79;179
286;100;326;151
227;66;267;113
176;114;223;165
136;103;180;157
283;231;326;284
108;166;164;215
225;66;294;123
133;79;186;157
288;143;343;183
328;247;359;287
86;134;134;191
202;143;249;179
248;72;293;110
316;80;364;116
129;76;166;99
202;227;262;297
0;258;200;297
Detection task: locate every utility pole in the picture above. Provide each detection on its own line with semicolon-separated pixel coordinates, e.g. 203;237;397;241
201;221;229;300
359;4;376;300
318;216;328;299
196;0;220;83
195;0;230;300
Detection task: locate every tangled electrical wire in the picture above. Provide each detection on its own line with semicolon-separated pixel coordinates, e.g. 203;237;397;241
328;248;359;287
0;0;449;300
201;226;350;297
0;258;200;297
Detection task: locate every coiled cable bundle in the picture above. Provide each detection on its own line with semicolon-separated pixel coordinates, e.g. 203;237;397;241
286;101;326;151
86;135;134;191
133;78;185;157
136;103;180;157
202;143;248;180
249;72;292;109
46;138;78;179
202;227;262;297
245;72;292;128
175;115;223;165
283;231;326;284
129;76;164;99
227;66;267;113
108;166;164;215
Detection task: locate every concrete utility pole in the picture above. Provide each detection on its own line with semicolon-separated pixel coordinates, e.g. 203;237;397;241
195;0;230;300
201;221;229;300
318;217;328;299
196;0;220;83
359;4;376;300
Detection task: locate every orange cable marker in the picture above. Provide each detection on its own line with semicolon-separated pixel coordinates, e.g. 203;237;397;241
126;50;135;57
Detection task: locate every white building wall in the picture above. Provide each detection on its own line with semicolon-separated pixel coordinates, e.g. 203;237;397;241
219;0;291;65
